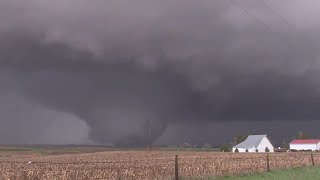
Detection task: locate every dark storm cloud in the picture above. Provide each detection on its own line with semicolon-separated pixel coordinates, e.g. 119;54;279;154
1;0;320;145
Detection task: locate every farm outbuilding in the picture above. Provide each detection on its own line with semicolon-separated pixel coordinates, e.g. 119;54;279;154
232;135;274;153
289;139;320;151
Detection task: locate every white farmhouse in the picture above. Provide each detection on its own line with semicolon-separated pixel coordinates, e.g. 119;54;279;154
289;139;320;151
232;135;274;153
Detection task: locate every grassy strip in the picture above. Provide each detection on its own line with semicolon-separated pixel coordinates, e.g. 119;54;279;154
195;166;320;180
0;148;34;152
157;148;220;152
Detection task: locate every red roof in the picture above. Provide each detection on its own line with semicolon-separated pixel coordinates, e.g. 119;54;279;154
290;139;320;144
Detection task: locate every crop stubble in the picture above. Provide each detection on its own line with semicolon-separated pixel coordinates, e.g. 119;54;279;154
0;151;318;179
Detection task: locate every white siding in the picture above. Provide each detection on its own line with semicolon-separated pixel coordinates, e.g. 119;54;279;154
232;135;274;153
290;144;317;151
232;148;255;153
256;137;274;152
249;147;257;152
233;138;274;153
233;148;245;152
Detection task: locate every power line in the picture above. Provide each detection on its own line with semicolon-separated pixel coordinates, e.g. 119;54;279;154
255;0;297;32
255;0;318;69
228;0;296;48
229;0;272;32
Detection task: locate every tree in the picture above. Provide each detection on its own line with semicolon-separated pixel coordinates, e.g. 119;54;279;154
220;144;231;152
202;143;212;148
235;148;239;153
233;134;248;145
168;145;178;148
180;143;192;148
255;149;258;153
265;147;270;152
296;131;311;140
282;139;290;149
245;149;249;153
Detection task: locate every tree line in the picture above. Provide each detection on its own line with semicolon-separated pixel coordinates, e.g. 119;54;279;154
166;131;311;152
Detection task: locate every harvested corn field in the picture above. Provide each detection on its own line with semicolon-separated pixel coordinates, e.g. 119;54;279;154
0;149;319;179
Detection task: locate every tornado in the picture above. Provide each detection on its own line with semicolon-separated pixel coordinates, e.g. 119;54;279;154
1;35;198;146
13;62;198;146
1;0;320;145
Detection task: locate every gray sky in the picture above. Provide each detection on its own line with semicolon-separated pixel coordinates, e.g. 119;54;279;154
0;0;320;146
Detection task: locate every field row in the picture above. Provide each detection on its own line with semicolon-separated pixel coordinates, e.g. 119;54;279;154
0;151;319;179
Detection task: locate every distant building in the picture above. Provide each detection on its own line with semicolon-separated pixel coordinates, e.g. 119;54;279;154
232;135;274;153
289;139;320;151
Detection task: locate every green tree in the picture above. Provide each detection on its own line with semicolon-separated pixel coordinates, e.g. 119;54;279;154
202;143;212;148
220;144;232;152
265;147;270;152
282;139;290;149
180;143;192;148
233;134;248;145
296;131;311;139
220;144;231;152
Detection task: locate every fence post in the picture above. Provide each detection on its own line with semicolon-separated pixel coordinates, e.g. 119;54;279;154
175;155;179;180
266;153;270;172
117;169;121;180
311;152;315;166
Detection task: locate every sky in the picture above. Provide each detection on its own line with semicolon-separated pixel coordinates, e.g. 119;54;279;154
0;0;320;146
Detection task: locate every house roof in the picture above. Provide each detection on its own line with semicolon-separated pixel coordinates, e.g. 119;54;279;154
289;139;320;144
233;135;267;149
